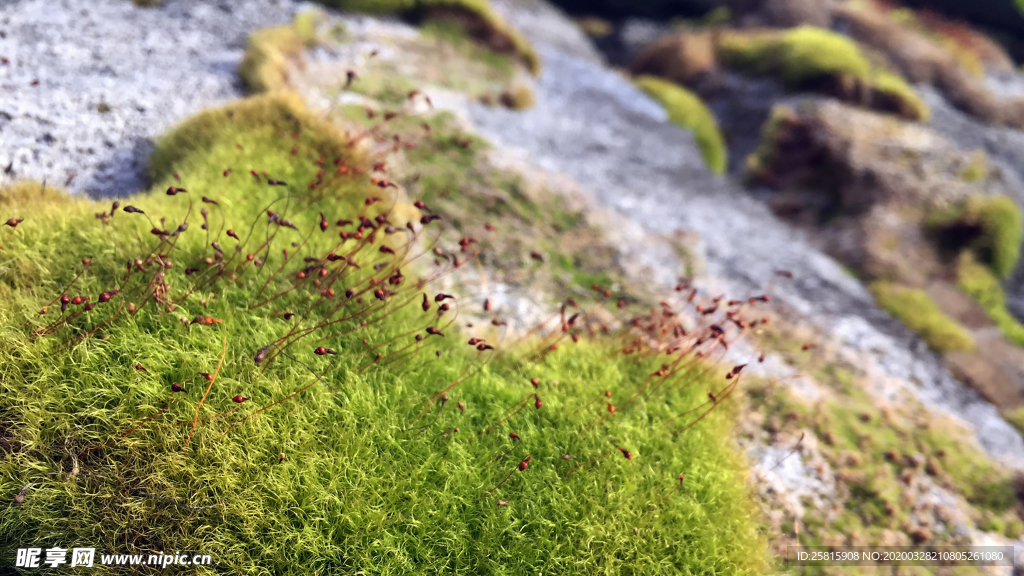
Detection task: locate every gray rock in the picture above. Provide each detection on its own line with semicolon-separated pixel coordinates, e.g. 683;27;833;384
463;41;1024;467
0;0;300;197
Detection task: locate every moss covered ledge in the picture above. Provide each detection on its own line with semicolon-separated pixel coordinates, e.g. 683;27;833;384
634;75;727;174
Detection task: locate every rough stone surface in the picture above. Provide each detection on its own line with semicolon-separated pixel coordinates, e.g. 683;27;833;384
0;0;301;197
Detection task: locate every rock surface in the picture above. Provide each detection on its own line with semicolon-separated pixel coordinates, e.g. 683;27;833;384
0;0;301;197
476;0;1024;469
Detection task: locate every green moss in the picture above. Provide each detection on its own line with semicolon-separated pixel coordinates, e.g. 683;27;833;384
870;68;931;121
499;84;537;110
421;20;517;80
238;25;305;94
718;27;928;121
1006;517;1024;539
634;75;727;175
979;513;1006;534
347;74;422;106
795;383;1016;521
322;0;540;76
718;26;871;87
869;281;975;353
956;253;1024;346
1003;406;1024;437
293;9;327;46
552;253;615;293
420;0;540;76
0;93;768;574
913;416;1017;512
929;195;1023;279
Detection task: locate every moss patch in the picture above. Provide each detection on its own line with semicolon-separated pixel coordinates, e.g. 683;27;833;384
634;75;727;174
322;0;540;76
1003;406;1024;437
718;26;871;87
293;9;327;46
869;281;975;353
238;24;306;94
0;93;768;574
956;253;1024;347
718;26;929;121
750;374;1015;558
928;195;1023;279
869;68;931;121
497;83;536;110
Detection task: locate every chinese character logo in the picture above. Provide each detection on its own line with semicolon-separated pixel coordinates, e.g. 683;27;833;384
71;548;95;567
15;548;41;568
44;547;67;568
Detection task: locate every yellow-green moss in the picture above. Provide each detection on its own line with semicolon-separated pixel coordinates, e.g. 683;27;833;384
869;281;976;353
0;92;770;575
635;75;727;175
956;253;1024;347
718;27;929;121
743;105;795;183
322;0;540;76
1003;405;1024;437
149;91;338;183
0;180;74;210
420;0;539;76
238;25;305;94
718;26;871;86
293;9;328;46
870;68;931;121
929;195;1023;279
500;83;536;110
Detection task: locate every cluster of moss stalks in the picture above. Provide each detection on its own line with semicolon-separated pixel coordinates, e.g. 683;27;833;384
0;88;770;574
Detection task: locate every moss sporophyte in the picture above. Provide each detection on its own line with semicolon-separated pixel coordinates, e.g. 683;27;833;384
0;91;770;573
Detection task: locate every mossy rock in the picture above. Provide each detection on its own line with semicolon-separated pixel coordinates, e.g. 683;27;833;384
322;0;540;76
718;26;871;87
498;83;536;110
956;253;1024;347
869;68;930;122
717;26;929;121
293;8;329;46
869;281;975;353
634;75;727;175
238;25;306;94
928;195;1023;279
0;91;770;574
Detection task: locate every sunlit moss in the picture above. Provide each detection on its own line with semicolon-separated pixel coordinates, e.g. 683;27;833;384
869;281;975;353
635;75;727;174
0;93;768;575
956;253;1024;347
929;195;1023;279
